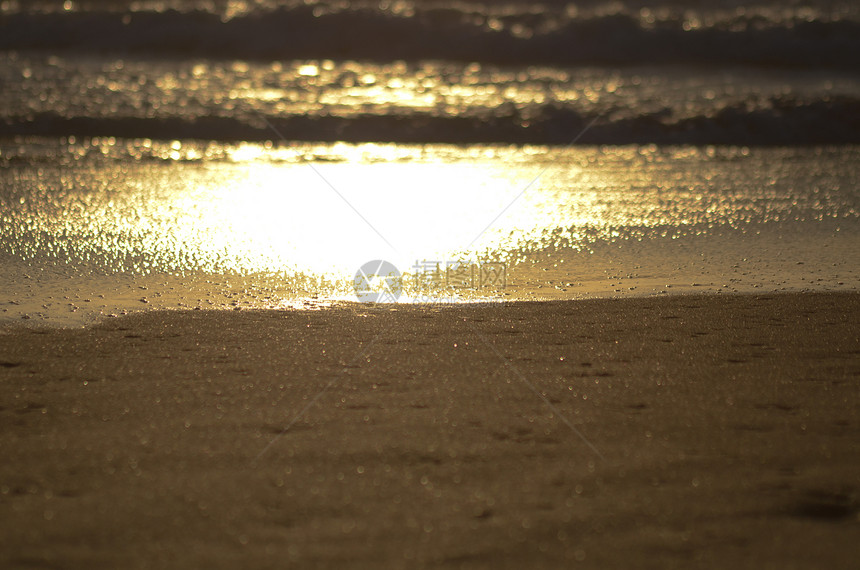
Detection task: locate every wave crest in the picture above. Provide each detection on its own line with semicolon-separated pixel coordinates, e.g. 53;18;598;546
1;5;858;68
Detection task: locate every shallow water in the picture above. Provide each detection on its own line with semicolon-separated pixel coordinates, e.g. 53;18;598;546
1;0;858;324
1;138;858;325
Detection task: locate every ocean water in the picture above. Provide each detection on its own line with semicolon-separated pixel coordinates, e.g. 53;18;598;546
1;0;859;325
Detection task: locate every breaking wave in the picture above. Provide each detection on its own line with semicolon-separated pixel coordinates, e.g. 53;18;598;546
1;3;859;69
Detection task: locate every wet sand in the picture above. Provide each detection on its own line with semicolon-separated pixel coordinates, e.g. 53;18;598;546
1;293;859;568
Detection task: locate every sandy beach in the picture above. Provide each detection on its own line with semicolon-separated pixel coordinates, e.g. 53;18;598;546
1;292;858;568
3;1;859;568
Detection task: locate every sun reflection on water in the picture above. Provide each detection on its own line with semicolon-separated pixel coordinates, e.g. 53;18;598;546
182;156;538;277
1;139;856;302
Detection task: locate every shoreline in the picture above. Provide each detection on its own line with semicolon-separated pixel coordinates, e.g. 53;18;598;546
1;292;859;567
3;216;858;329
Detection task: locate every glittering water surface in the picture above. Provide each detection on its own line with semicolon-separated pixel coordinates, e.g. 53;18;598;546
5;52;859;145
1;139;859;324
7;53;858;123
2;138;858;278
